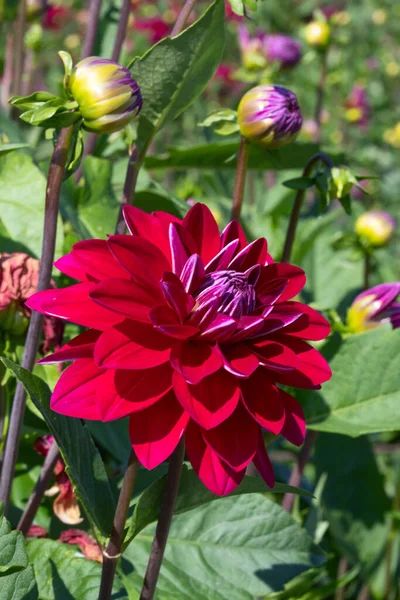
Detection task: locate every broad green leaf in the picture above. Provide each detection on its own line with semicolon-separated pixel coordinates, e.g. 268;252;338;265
134;190;189;218
315;434;391;572
0;142;30;156
26;539;127;600
0;510;38;599
282;176;315;190
0;152;64;259
123;493;325;599
130;0;225;157
9;91;59;110
297;328;400;436
124;466;314;549
2;359;115;542
144;141;345;171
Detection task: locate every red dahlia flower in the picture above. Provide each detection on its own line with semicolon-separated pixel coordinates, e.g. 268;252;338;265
27;204;331;495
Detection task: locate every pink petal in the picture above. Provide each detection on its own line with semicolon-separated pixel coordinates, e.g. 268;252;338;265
271;334;332;387
205;239;240;273
255;278;288;306
150;305;199;339
90;278;162;322
241;370;285;434
251;339;298;373
38;329;100;364
252;308;303;338
26;284;122;329
113;364;173;414
180;254;206;294
129;391;189;469
257;264;306;302
182;203;221;265
160;272;195;321
278;302;331;340
123;206;179;264
253;433;275;487
67;239;130;282
107;235;170;289
54;253;89;282
220;220;247;250
94;320;171;369
199;314;237;341
185;420;245;495
228;238;268;272
169;223;197;276
229;316;265;343
170;341;222;385
280;389;306;446
203;403;259;471
219;344;259;377
173;369;240;429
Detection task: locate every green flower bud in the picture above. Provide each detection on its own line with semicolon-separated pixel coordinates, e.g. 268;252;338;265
305;21;331;48
355;211;396;248
68;57;142;134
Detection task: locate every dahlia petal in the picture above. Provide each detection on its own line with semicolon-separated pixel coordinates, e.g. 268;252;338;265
186;297;219;329
229;316;265;342
182;203;221;265
252;308;304;338
26;284;121;329
280;389;306;446
38;329;100;364
129;390;189;469
113;363;173;415
160;272;195;321
219;344;259;378
220;220;247;250
54;254;89;282
203;402;259;471
180;254;205;294
199;314;237;341
90;278;162;322
68;239;129;282
241;370;285;434
252;339;298;372
228;238;268;272
170;341;222;385
253;433;275;488
94;320;171;369
205;239;240;273
278;302;331;340
257;264;306;302
123;206;178;264
185;420;245;495
255;278;288;306
169;223;197;276
173;369;240;429
150;305;199;339
107;235;170;287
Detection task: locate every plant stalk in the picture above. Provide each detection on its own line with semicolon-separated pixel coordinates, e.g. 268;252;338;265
1;32;14;114
81;0;103;59
17;441;61;535
0;125;74;514
281;152;333;263
98;451;140;600
170;0;199;37
231;137;249;221
314;51;328;142
282;430;318;513
139;439;185;600
363;252;371;290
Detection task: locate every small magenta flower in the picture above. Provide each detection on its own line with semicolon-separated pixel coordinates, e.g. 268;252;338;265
355;211;396;248
238;85;303;148
345;85;370;129
305;21;331;48
347;283;400;333
68;57;142;134
238;25;266;70
263;34;302;70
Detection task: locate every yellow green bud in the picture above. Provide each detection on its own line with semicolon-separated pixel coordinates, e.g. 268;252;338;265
305;21;331;48
355;211;396;248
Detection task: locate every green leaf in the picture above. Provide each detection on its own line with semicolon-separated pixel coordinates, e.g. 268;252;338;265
199;109;240;136
0;510;38;599
0;151;64;258
145;141;345;171
123;493;325;599
2;359;116;542
297;328;400;436
124;466;314;549
226;0;245;15
282;176;315;190
130;0;225;157
134;190;189;218
9;91;59;110
26;538;127;600
315;434;391;572
58;50;73;91
0;142;30;156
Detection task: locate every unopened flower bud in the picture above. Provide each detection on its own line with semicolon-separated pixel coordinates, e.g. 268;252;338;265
305;21;331;48
238;85;303;148
68;57;142;134
347;283;400;333
355;211;396;248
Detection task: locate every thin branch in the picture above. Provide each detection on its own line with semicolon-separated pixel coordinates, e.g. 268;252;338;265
170;0;199;37
314;52;328;142
282;430;318;513
231;137;249;222
111;0;131;62
81;0;103;59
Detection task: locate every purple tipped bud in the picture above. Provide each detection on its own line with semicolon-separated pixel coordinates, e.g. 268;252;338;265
355;211;396;248
237;85;303;148
68;57;142;134
263;34;302;70
347;283;400;333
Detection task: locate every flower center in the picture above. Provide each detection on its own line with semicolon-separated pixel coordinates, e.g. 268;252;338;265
193;270;257;318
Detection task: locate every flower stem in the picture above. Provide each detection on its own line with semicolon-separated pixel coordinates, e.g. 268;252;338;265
170;0;199;37
282;430;318;513
10;0;26;119
281;152;333;263
81;0;103;60
231;137;249;221
17;441;60;535
363;252;371;290
314;51;328;142
0;125;74;514
111;0;131;62
384;467;400;597
1;32;14;114
98;451;140;600
139;439;185;600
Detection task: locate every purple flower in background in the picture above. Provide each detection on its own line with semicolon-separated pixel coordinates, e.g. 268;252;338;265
238;25;266;70
347;283;400;333
263;34;302;70
238;85;303;148
345;84;371;129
